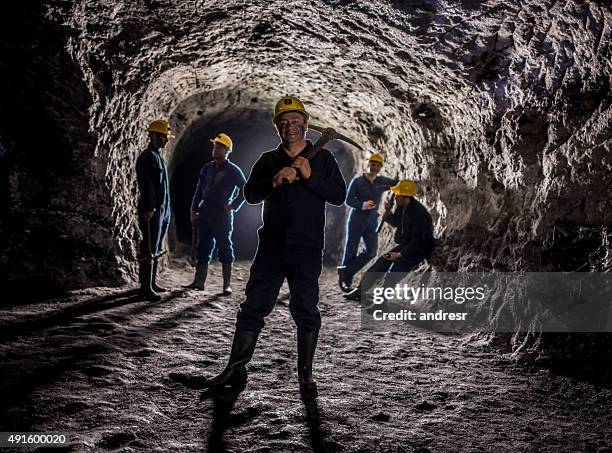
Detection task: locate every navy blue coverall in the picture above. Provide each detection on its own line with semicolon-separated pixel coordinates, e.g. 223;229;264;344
236;141;346;333
365;197;435;287
341;174;398;284
135;144;171;258
191;159;246;264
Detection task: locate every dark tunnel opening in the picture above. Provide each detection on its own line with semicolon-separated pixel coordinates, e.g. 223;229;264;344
168;109;356;263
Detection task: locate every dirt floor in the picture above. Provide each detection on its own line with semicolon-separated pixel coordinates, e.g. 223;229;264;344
1;260;611;453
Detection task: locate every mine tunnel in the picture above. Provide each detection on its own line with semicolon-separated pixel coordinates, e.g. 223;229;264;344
167;107;281;260
1;0;612;451
168;106;354;262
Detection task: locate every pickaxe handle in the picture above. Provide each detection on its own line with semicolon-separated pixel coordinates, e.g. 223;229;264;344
303;134;333;160
281;134;333;184
280;124;363;185
188;215;198;267
147;218;153;257
376;193;395;234
137;250;167;262
138;217;165;262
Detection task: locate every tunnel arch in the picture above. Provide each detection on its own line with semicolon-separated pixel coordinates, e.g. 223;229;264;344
165;91;357;262
129;75;450;270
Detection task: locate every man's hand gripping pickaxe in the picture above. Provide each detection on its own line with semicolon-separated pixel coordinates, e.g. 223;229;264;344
280;124;364;184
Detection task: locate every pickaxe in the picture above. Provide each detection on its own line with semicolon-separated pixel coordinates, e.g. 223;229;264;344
136;218;168;262
187;214;198;267
376;193;395;234
307;124;364;155
137;250;168;262
282;124;364;183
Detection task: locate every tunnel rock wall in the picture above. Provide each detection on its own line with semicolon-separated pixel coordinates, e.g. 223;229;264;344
394;0;612;274
0;3;126;294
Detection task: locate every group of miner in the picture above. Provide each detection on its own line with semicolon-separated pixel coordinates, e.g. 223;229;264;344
135;95;435;399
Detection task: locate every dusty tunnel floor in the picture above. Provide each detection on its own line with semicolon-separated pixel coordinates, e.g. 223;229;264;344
1;261;611;453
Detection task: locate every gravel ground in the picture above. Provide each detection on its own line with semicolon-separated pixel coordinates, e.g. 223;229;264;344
1;260;611;453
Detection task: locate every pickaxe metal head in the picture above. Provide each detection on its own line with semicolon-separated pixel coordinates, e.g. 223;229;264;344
137;250;168;263
308;124;364;150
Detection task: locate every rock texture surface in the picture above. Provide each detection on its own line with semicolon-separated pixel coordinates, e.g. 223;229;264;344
0;2;611;366
1;265;611;452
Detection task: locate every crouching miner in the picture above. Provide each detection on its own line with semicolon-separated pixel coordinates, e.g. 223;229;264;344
135;120;174;301
200;95;346;398
344;179;435;301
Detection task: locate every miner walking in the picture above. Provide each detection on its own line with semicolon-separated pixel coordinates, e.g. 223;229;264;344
344;179;435;301
338;154;397;291
187;133;246;294
200;95;346;398
135;120;174;301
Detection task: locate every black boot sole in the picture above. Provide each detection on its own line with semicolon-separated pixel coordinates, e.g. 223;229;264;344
343;292;361;301
200;380;246;400
201;366;247;390
140;291;162;302
184;284;204;290
200;376;247;399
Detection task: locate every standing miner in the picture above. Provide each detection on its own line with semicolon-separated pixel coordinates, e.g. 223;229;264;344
344;179;435;301
187;133;246;295
135;120;174;301
200;95;346;398
338;154;397;291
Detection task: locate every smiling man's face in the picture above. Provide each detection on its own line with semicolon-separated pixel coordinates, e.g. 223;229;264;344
368;161;382;174
276;111;308;145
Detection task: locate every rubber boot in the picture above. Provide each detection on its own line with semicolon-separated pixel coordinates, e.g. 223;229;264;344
297;328;319;398
202;330;259;391
139;261;162;302
337;266;352;292
343;285;361;301
187;263;208;290
222;262;232;296
151;260;168;293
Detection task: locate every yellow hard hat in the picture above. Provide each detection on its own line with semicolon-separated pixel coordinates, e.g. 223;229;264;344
147;120;175;138
391;180;417;197
369;153;384;165
272;95;309;124
210;133;233;152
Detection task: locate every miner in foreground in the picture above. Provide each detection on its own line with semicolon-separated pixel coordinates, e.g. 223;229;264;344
201;95;346;398
135;120;174;301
